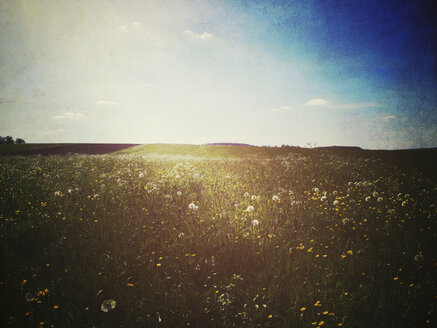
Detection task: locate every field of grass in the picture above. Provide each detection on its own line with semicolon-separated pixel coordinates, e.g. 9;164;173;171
0;145;436;327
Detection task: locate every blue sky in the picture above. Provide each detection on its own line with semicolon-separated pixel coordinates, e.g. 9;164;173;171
0;0;436;149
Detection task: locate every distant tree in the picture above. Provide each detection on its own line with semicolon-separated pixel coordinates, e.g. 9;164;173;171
15;138;25;144
4;136;14;144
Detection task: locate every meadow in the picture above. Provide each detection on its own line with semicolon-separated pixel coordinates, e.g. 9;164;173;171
0;145;436;327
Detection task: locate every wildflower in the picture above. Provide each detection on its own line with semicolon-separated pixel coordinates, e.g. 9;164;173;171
53;305;59;309
377;197;383;202
373;191;379;197
247;205;255;213
101;299;116;312
188;203;199;211
252;219;259;226
300;307;306;311
243;192;250;198
177;191;182;196
320;196;327;202
365;196;371;202
178;232;185;238
313;187;320;193
333;200;339;206
175;174;180;179
402;200;407;207
272;195;279;201
139;173;144;178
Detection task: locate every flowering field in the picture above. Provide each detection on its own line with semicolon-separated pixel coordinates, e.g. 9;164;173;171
0;146;436;327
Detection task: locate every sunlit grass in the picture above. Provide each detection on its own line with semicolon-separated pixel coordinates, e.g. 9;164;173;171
0;147;435;327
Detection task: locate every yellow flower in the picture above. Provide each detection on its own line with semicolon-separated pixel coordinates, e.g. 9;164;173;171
53;305;59;309
300;307;306;312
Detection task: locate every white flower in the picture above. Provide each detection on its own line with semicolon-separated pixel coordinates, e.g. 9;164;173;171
342;217;350;225
333;200;339;206
251;219;259;226
365;196;371;202
401;200;407;207
377;197;383;202
101;299;116;312
373;191;379;197
246;205;255;213
320;196;327;202
313;187;320;193
332;190;338;196
188;203;199;211
225;175;231;179
177;191;182;196
139;172;144;178
243;192;250;198
178;232;185;238
175;174;180;179
272;195;279;201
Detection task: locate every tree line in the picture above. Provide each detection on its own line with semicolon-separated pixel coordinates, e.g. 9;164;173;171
0;136;25;144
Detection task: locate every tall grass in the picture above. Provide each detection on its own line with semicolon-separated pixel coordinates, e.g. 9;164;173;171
0;149;435;327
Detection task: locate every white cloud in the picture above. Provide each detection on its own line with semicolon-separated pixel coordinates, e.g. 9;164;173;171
378;115;397;120
271;105;294;112
132;22;142;27
118;25;128;31
95;100;119;106
53;113;83;120
304;98;379;110
184;30;213;40
305;98;329;106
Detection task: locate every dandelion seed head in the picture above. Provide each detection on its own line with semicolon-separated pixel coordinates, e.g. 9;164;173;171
101;299;116;312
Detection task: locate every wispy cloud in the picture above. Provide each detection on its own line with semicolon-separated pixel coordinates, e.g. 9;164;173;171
118;25;128;31
53;112;83;120
378;115;397;120
95;100;119;106
184;30;213;40
305;98;329;106
132;21;142;27
304;98;379;110
271;105;294;112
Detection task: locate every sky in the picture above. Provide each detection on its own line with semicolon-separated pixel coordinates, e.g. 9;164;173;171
0;0;436;149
